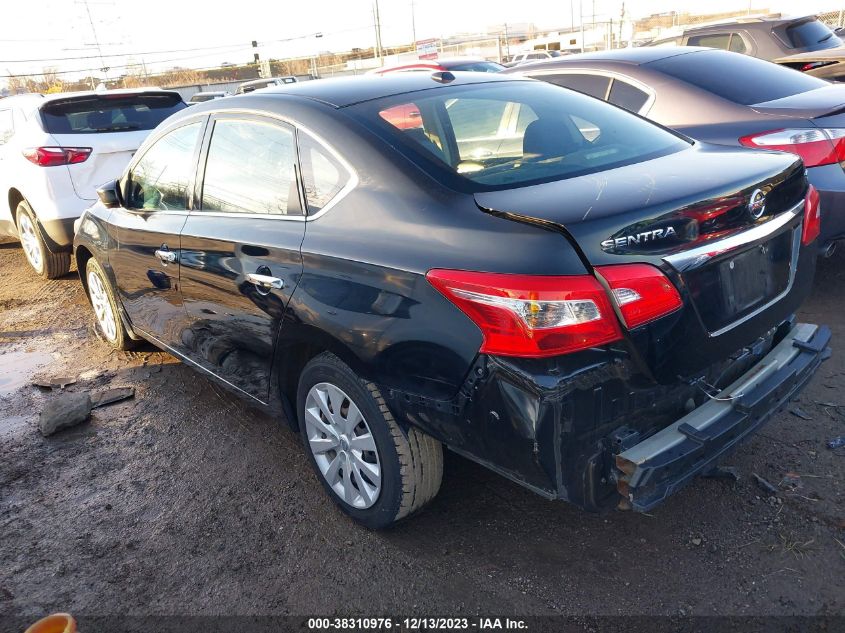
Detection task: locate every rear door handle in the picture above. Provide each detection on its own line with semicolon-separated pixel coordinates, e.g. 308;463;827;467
154;248;177;264
246;273;284;290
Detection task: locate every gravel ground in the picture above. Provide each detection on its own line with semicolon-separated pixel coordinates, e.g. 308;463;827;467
0;241;843;624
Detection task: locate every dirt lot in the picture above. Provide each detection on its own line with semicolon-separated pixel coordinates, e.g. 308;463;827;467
0;241;844;624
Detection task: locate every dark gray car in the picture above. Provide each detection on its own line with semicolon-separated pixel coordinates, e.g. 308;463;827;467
504;47;845;246
648;15;845;81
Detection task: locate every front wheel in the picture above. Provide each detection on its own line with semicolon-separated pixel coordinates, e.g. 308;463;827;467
297;352;443;529
16;201;70;279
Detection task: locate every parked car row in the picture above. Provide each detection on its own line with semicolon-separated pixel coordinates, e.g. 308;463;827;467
0;41;835;528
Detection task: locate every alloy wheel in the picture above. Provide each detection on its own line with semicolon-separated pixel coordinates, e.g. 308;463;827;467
87;270;118;342
304;382;382;509
18;213;43;273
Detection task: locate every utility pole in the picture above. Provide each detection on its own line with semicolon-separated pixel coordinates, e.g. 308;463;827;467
373;0;384;61
504;23;510;56
579;0;585;52
411;0;417;45
79;0;108;85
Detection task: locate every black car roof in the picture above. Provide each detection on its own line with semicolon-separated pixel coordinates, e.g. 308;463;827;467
257;71;523;107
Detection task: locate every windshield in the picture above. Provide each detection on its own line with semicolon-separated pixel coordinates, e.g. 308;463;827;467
647;49;829;105
40;93;185;134
348;80;688;192
785;18;843;50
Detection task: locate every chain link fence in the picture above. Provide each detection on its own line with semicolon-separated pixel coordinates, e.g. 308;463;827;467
818;9;845;28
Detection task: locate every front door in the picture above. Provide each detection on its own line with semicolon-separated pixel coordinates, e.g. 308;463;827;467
107;119;205;347
178;114;306;403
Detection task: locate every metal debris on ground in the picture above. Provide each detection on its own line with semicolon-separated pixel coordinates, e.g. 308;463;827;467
90;386;135;409
779;472;803;490
789;406;813;421
32;375;77;389
753;473;778;495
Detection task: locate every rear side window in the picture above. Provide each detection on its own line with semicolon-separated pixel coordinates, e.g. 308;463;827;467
200;118;302;216
299;134;352;214
647;49;829;105
785;19;842;49
607;80;650;112
541;73;610;100
40;93;185;134
126;122;202;210
687;32;747;54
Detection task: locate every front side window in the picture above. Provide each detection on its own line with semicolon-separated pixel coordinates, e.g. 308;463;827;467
354;80;688;191
126;122;202;210
299;133;352;214
200;118;301;216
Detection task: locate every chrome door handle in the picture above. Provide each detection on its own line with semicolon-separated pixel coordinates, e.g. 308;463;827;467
154;249;177;264
246;273;284;290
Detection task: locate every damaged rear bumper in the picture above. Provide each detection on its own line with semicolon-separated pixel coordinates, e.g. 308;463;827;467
614;323;832;512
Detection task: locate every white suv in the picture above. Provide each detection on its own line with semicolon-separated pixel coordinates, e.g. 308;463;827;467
0;89;185;277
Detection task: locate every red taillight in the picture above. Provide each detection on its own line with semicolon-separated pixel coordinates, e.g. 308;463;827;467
596;264;683;329
802;184;821;245
22;146;92;167
739;128;845;168
426;269;622;357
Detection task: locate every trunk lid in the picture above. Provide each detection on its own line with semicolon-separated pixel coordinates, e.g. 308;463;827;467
474;144;808;379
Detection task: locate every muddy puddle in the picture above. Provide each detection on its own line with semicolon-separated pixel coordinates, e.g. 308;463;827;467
0;348;54;395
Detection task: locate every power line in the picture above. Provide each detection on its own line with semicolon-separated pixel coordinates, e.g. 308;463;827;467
0;25;372;65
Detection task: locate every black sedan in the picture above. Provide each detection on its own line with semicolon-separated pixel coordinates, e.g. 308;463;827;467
74;72;830;528
505;47;845;247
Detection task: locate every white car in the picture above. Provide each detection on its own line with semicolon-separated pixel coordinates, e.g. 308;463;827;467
0;88;186;277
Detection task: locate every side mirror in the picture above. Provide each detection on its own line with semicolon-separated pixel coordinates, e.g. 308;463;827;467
96;180;121;209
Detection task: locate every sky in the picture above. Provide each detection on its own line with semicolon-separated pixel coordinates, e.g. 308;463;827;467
1;0;838;82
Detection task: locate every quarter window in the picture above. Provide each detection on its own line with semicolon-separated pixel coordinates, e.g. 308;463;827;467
607;79;650;112
298;133;352;214
126;122;202;211
541;73;611;100
200;118;302;216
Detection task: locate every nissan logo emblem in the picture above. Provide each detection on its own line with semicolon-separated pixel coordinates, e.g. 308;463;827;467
748;188;766;220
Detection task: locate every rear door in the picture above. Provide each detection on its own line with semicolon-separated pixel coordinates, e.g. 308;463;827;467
40;92;185;202
108;118;205;346
177;114;307;403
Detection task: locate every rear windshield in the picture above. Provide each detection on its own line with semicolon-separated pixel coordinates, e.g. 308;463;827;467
647;49;829;105
347;80;687;192
785;18;842;50
40;93;185;134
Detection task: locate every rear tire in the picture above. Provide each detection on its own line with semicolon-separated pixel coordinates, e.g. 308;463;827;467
16;201;70;279
85;257;133;350
297;352;443;529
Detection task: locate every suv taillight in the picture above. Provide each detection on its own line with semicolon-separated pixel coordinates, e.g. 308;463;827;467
802;184;821;245
426;269;622;357
595;264;683;329
23;146;92;167
739;128;845;168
